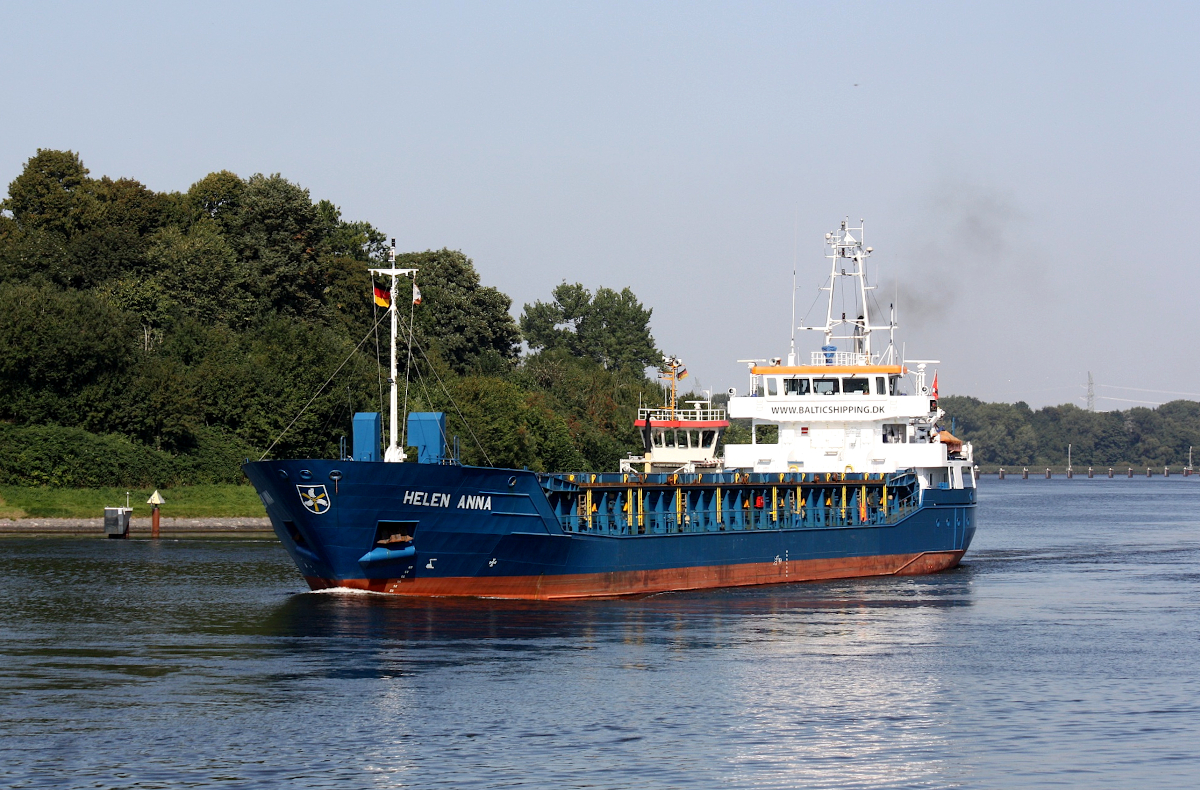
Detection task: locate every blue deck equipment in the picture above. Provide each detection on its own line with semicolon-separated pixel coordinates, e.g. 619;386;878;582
407;412;446;464
352;412;382;462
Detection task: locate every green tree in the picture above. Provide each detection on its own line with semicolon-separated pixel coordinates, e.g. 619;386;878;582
179;316;377;459
146;220;255;326
404;371;586;472
1;149;91;237
69;176;170;284
521;282;660;371
186;170;245;231
515;349;665;470
1;152;173;288
392;249;521;374
0;283;133;427
312;199;388;338
223;173;326;319
0;214;69;286
943;397;1034;465
0;149;99;287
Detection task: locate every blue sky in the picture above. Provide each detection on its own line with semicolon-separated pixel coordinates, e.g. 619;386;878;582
3;1;1198;408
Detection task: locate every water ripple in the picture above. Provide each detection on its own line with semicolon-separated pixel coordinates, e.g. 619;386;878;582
1;480;1198;788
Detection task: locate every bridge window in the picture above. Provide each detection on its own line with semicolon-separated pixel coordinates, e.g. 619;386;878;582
876;377;886;395
843;378;869;394
701;430;716;448
664;430;676;447
766;378;778;396
785;378;810;395
653;430;665;447
813;378;839;395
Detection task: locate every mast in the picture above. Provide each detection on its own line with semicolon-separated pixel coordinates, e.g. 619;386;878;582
789;213;798;366
802;219;880;364
661;356;685;419
369;244;418;463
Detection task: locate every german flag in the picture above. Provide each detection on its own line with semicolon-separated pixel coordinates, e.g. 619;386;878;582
373;283;391;308
677;367;688;380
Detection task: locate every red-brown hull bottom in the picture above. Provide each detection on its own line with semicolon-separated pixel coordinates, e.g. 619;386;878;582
303;550;965;600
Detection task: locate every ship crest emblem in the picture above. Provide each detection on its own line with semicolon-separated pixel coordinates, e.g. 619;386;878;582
297;485;331;515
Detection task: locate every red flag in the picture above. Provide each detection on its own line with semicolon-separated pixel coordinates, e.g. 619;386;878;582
932;372;939;398
412;283;422;305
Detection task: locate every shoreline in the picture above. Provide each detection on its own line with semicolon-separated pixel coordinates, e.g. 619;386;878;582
0;516;274;536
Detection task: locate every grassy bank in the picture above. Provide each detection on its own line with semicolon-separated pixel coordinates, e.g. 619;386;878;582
0;485;266;519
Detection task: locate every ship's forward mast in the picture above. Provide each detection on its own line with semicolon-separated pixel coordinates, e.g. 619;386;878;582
799;219;897;366
369;242;418;463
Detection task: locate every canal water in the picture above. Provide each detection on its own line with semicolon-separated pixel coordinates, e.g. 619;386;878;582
1;479;1198;789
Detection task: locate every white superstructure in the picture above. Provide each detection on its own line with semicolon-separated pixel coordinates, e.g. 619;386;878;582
722;220;975;491
621;357;730;474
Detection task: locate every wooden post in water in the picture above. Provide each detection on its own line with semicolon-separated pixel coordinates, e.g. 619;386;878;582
1022;467;1029;479
1045;468;1052;479
999;467;1005;480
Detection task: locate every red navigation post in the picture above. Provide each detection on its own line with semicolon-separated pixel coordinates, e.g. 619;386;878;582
147;490;165;539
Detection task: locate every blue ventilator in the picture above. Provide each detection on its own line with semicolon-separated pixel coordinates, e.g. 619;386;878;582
407;412;446;464
352;413;382;462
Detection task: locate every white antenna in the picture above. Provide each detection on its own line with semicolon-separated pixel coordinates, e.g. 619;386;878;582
789;210;798;366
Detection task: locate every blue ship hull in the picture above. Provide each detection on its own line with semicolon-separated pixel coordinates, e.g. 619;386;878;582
243;460;976;599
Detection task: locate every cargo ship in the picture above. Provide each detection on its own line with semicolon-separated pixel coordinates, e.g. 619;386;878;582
243;220;977;599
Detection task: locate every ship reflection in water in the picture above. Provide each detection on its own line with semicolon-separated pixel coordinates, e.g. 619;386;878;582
2;480;1198;789
256;573;976;788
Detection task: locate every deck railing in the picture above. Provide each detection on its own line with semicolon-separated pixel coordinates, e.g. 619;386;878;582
637;407;727;423
557;492;921;536
809;350;873;367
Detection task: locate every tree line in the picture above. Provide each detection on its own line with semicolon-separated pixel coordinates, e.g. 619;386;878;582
0;149;666;486
940;396;1199;469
